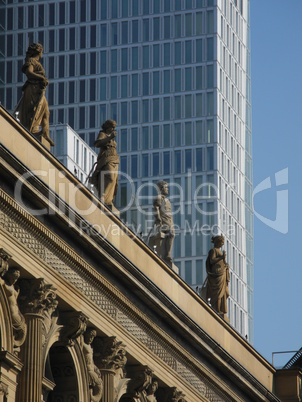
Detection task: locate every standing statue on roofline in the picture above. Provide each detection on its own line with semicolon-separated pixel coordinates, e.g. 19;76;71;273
148;181;175;267
88;120;120;210
14;43;54;148
204;235;230;319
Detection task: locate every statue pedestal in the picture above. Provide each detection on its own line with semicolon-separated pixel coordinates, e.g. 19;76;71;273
171;263;179;274
32;133;54;151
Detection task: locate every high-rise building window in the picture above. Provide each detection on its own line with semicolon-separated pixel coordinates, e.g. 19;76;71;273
143;73;149;95
163;124;170;147
142;127;149;149
185;95;192;118
175;42;181;65
121;102;128;125
121;75;128;98
122;0;129;17
142;100;149;123
49;30;55;53
174;123;181;146
153;18;160;40
164;43;170;66
142;154;149;176
48;4;54;26
120;129;128;152
80;0;86;22
90;79;96;101
163;152;170;175
80;54;86;75
69;28;75;50
196;39;202;62
174;150;181;173
90;0;96;21
132;0;139;16
100;51;107;74
152;126;159;148
185;68;192;91
120;156;127;174
132;47;138;70
121;49;128;71
132;74;138;96
152;153;159;176
153;72;159;94
143;19;149;41
143;0;150;15
69;54;75;77
153;98;159;121
132;20;138;43
175;15;181;38
207;37;214;60
70;1;75;23
101;25;107;47
185;40;192;63
164;16;170;39
100;78;106;101
163;71;170;93
132;101;138;123
80;80;86;102
174;96;181;119
153;45;160;67
143;46;149;69
207;147;214;170
207;92;214;115
175;0;181;11
207;11;214;34
58;82;65;105
164;0;170;12
111;50;117;73
122;21;128;44
131;128;138;150
131;155;138;178
196;148;203;171
174;69;181;92
185;14;192;36
185;149;192;171
101;0;107;19
164;98;170;121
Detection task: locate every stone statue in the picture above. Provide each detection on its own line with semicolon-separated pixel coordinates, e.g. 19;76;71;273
14;43;53;147
146;381;158;401
0;268;27;352
89;120;119;209
205;235;230;317
149;181;175;266
82;328;103;402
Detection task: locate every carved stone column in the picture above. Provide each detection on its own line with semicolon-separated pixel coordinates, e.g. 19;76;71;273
93;336;128;402
17;278;57;402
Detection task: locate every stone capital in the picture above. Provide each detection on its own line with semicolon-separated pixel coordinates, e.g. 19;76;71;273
18;278;57;316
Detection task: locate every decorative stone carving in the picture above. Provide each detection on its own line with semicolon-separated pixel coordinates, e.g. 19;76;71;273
121;365;154;401
0;382;8;396
205;235;230;318
93;336;128;402
88;119;119;209
18;278;57;316
14;43;54;149
0;248;10;276
82;328;103;402
149;181;175;266
0;268;27;353
145;381;159;401
60;311;89;346
164;387;187;402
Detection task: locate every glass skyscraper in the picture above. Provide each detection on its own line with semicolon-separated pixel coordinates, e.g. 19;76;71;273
0;0;253;341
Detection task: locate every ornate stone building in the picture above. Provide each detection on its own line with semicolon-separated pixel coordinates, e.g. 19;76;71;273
0;105;296;401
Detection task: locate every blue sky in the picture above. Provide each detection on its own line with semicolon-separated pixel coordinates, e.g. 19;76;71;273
251;0;302;366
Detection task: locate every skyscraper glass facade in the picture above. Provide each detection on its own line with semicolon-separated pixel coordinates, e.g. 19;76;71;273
0;0;253;341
